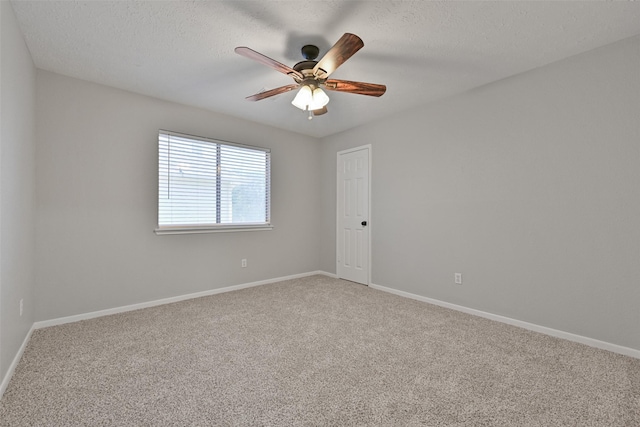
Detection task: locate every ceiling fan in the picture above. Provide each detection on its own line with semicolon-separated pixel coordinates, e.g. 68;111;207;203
235;33;386;119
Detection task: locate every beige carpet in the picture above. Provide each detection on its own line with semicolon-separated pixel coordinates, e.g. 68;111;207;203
1;275;638;426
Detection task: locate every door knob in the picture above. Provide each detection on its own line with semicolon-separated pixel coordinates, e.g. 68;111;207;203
361;221;367;226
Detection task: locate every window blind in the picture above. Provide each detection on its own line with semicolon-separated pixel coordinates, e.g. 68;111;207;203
158;130;270;230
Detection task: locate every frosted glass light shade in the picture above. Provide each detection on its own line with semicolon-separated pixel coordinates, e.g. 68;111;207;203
291;85;313;110
309;88;329;110
291;85;330;111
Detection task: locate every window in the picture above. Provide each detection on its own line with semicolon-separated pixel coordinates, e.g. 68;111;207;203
156;130;271;234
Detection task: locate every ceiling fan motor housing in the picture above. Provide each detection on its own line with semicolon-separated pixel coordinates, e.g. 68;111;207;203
294;45;329;84
292;60;321;83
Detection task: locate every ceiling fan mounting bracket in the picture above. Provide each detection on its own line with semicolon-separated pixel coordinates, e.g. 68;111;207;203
301;44;320;61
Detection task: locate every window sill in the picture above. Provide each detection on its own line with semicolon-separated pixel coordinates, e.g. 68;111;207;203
154;224;273;235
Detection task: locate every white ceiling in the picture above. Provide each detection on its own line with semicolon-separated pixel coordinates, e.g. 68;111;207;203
10;1;640;138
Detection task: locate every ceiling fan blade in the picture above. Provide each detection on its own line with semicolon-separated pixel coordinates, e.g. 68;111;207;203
313;106;328;116
313;33;364;79
324;79;386;97
245;84;299;101
235;47;303;80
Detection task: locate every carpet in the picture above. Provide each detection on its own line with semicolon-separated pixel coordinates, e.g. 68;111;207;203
1;275;638;426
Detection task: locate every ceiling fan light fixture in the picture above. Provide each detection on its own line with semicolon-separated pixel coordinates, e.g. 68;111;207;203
291;85;330;111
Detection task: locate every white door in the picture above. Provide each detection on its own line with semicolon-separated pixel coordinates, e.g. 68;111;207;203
337;146;370;285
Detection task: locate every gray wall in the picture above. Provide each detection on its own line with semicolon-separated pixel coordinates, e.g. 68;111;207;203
35;71;321;321
0;1;36;379
320;35;640;350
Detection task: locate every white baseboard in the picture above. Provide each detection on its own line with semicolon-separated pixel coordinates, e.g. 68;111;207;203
369;282;640;360
0;324;35;399
35;271;330;329
318;271;338;279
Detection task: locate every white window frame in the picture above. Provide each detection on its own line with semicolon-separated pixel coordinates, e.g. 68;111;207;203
155;130;272;235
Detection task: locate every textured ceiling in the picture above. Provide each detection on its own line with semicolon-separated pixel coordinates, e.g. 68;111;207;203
10;1;640;138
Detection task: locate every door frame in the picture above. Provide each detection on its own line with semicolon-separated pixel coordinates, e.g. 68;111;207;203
336;144;372;285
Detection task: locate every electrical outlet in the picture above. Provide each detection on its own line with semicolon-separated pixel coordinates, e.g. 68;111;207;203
241;259;247;268
454;273;462;285
20;299;24;316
